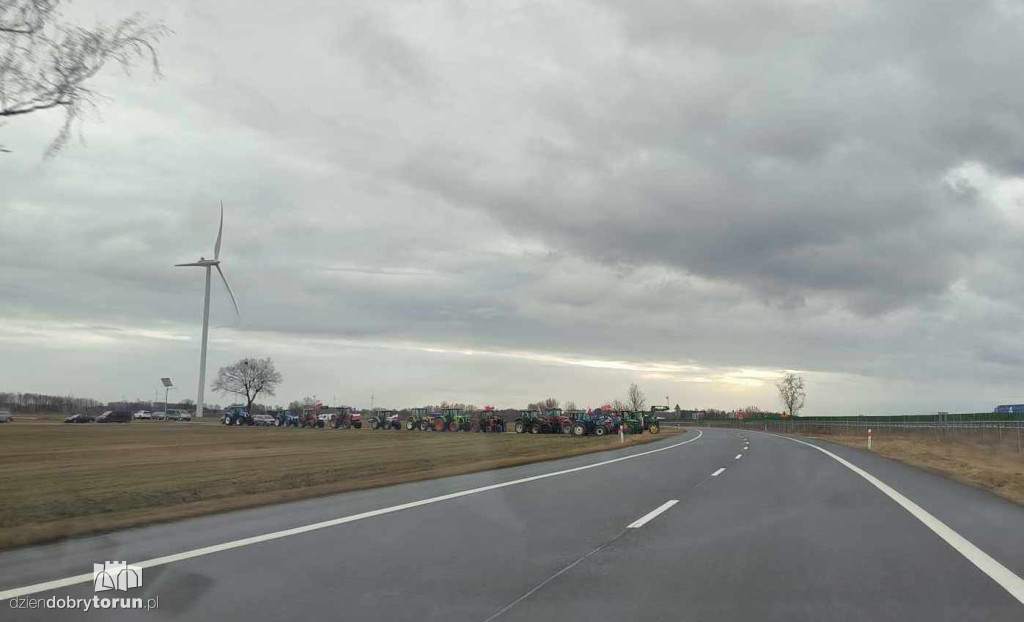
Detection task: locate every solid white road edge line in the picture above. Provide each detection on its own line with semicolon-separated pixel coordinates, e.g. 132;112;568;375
0;430;704;601
781;434;1024;607
711;467;725;477
627;500;679;529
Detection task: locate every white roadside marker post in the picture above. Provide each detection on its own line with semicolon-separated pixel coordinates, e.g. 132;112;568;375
868;428;872;451
620;424;625;444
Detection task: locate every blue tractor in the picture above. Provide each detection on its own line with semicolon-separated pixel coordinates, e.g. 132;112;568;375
275;411;300;427
221;406;250;426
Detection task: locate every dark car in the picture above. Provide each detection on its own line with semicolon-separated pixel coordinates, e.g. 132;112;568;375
96;410;131;423
64;413;95;423
0;409;12;423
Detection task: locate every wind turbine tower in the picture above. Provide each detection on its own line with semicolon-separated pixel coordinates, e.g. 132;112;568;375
175;203;239;418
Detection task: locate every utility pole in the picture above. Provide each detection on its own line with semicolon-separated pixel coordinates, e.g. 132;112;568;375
371;390;375;411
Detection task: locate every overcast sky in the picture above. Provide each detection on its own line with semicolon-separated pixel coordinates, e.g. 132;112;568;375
3;0;1024;414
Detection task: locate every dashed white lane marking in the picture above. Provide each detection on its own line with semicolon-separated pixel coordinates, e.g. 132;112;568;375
711;467;726;477
735;454;743;460
627;500;679;529
0;430;705;601
781;434;1024;607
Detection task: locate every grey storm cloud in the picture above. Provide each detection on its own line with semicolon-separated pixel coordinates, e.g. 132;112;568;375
2;0;1024;413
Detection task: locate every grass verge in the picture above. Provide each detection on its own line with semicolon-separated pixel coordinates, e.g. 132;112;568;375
0;421;680;550
797;431;1024;507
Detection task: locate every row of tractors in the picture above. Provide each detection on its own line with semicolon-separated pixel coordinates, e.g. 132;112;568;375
221;404;665;435
510;408;663;436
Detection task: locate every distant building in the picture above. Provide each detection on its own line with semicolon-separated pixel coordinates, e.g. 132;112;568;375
995;405;1024;414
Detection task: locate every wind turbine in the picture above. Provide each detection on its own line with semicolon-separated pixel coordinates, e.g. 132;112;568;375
175;203;239;419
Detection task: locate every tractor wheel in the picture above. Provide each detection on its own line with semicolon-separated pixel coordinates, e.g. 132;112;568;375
236;418;244;426
530;423;542;434
342;420;352;429
371;419;379;430
471;422;481;432
595;425;606;436
406;420;415;431
514;421;526;434
648;423;660;434
495;423;505;433
572;423;586;437
561;422;573;434
448;421;458;432
419;421;429;431
434;420;445;432
317;420;325;429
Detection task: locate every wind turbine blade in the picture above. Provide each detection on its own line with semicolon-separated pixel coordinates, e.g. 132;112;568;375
175;262;205;267
215;264;240;320
214;202;224;260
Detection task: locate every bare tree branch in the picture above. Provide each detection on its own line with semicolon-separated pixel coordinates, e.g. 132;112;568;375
626;381;646;411
0;0;168;155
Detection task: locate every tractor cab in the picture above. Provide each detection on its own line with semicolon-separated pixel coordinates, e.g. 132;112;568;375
475;406;504;433
301;403;324;428
329;406;361;429
406;408;430;431
370;408;400;430
543;408;573;434
514;409;554;434
436;408;470;432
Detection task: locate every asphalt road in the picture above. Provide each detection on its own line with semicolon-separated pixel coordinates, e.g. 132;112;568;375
3;427;1024;621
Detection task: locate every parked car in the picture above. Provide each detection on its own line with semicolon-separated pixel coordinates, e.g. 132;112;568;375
97;410;131;423
64;413;95;423
165;409;191;421
132;410;152;420
151;411;166;420
0;409;12;423
252;414;277;426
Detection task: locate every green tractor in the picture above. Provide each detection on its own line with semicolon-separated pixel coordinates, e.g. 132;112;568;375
619;411;644;434
434;408;472;432
620;408;663;435
645;405;666;434
513;410;548;434
405;408;432;431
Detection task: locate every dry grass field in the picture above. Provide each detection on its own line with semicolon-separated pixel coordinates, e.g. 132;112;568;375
801;430;1024;507
0;420;679;550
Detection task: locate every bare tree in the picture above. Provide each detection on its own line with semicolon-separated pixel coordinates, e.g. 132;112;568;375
776;372;806;418
0;0;168;155
564;400;577;411
626;382;646;412
212;357;283;415
610;399;628;412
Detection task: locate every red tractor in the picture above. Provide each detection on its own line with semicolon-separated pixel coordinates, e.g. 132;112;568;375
300;403;325;428
543;408;575;434
474;406;505;433
513;409;569;434
329;407;362;429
